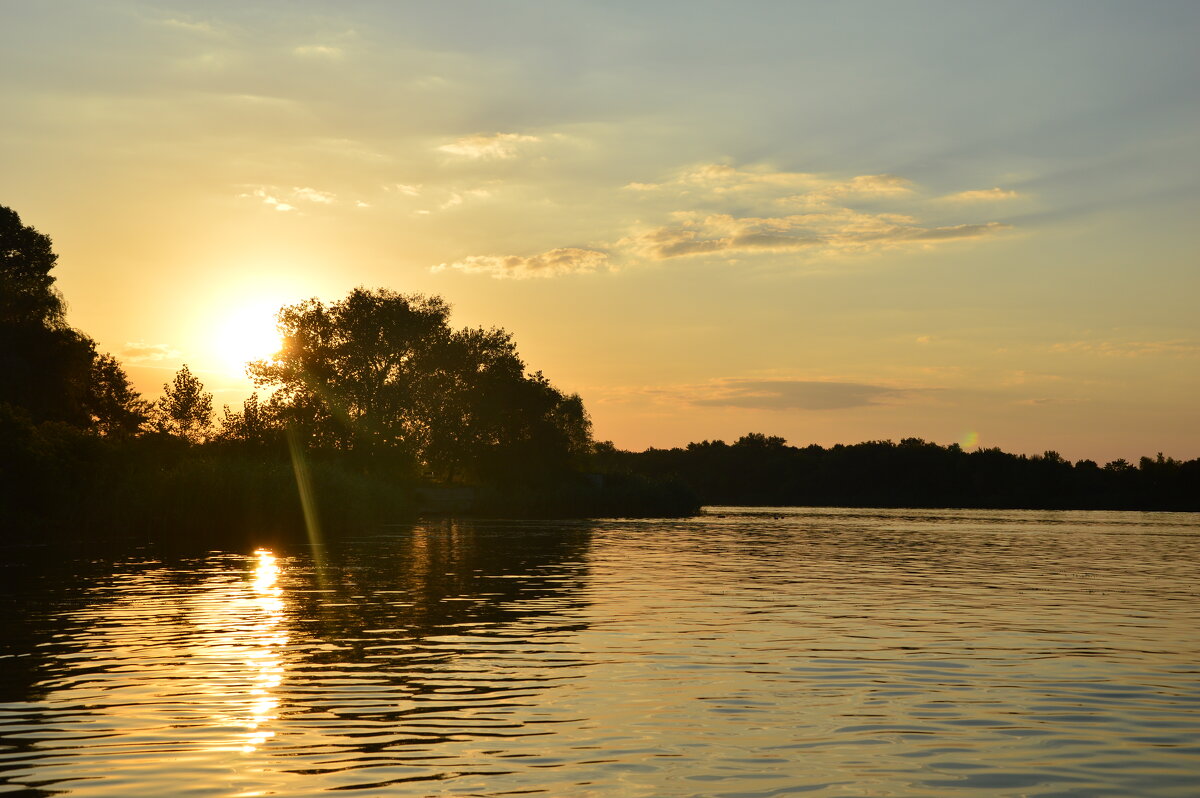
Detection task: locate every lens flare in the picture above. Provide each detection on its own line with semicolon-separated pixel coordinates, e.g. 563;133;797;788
959;430;980;449
287;428;322;550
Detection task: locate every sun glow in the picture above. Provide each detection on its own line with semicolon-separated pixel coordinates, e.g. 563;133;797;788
214;301;284;377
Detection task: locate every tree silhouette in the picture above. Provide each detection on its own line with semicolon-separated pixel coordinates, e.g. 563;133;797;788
250;289;452;452
151;365;213;443
250;287;591;480
0;205;65;327
86;353;150;437
594;434;1199;511
218;392;277;444
0;205;96;425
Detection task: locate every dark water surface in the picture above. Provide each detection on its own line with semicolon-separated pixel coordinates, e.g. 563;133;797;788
1;508;1198;796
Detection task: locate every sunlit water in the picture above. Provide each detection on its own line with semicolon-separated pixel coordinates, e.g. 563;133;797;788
1;508;1198;796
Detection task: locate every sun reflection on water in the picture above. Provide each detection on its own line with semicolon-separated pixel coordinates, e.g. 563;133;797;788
224;548;287;754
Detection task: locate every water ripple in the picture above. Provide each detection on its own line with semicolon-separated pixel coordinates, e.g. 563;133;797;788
0;510;1197;795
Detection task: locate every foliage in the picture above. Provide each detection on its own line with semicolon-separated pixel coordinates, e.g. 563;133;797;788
0;206;98;425
87;353;151;437
0;402;107;528
149;365;213;443
0;205;66;327
94;446;416;546
596;435;1200;511
250;287;592;482
217;392;279;444
1;426;416;545
0;205;149;434
250;289;452;453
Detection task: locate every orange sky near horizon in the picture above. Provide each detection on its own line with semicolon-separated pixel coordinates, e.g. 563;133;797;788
3;1;1198;464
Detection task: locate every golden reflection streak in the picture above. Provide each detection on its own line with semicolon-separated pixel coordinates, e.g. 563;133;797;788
220;548;288;755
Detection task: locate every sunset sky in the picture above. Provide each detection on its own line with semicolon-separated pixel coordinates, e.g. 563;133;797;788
3;1;1197;462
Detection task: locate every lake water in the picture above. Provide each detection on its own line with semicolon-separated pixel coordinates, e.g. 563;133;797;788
1;508;1198;796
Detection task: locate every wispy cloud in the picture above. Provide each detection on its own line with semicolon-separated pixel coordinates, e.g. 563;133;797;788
627;163;913;202
292;186;335;204
437;161;1011;277
438;188;491;210
627;163;816;192
293;44;343;59
437;132;541;160
939;187;1021;202
241;185;339;211
602;162;1010;265
1050;339;1200;357
624;211;1007;260
790;174;916;208
1002;370;1066;386
121;342;180;363
1017;397;1084;406
248;189;295;211
152;17;223;36
690;379;909;410
433;247;608;279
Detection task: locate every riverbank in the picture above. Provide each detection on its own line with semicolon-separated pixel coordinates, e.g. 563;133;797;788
0;427;701;548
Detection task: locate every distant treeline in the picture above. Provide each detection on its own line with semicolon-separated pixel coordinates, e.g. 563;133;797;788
3;202;1195;543
595;433;1199;511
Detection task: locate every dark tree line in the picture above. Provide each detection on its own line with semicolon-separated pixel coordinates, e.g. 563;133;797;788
595;433;1200;511
0;204;588;473
0;203;690;539
3;201;1193;542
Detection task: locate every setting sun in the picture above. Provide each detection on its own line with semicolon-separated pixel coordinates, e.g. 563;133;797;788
213;301;283;377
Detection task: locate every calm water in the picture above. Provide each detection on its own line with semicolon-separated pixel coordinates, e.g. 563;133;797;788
1;508;1198;797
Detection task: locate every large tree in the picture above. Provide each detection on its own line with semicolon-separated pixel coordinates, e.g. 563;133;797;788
251;288;453;452
250;287;591;480
416;328;592;481
1;205;149;433
0;202;94;422
0;205;97;425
